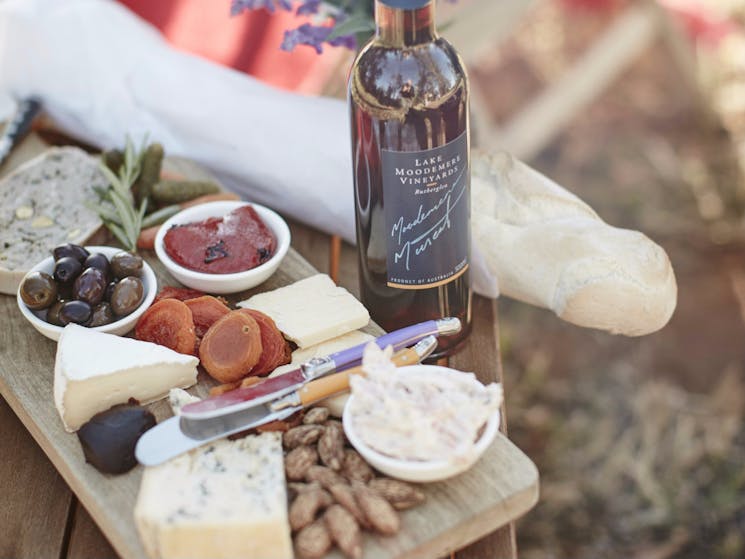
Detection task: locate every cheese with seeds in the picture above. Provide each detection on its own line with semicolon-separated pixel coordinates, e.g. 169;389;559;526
134;434;293;559
54;325;198;432
0;147;105;294
238;274;369;348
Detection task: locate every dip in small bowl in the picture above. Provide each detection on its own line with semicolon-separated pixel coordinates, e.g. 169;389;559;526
343;362;502;483
154;201;290;294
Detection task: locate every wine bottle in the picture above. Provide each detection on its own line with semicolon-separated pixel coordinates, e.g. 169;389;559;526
349;0;472;357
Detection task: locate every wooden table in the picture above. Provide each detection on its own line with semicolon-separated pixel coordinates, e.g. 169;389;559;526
0;135;527;559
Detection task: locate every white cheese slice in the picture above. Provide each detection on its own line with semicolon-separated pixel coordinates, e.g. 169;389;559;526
269;330;375;417
54;324;198;432
134;434;293;559
237;274;369;348
290;330;375;365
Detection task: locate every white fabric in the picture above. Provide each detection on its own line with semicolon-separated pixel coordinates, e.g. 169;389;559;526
0;0;500;296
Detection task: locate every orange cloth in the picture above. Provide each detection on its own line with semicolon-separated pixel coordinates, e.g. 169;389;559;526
119;0;343;93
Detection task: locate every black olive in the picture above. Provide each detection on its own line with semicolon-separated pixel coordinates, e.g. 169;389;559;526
46;300;67;326
84;253;111;280
53;243;89;263
110;252;143;279
77;405;156;474
104;280;118;302
20;272;57;310
89;302;115;327
110;277;144;316
56;282;73;301
53;256;83;286
73;267;106;306
59;300;92;325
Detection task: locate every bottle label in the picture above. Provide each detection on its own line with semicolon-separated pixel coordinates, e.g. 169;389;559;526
382;131;469;289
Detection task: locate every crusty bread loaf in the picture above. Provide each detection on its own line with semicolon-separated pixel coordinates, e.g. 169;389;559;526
472;151;677;336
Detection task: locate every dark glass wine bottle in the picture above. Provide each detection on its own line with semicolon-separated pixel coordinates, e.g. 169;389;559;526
349;0;472;357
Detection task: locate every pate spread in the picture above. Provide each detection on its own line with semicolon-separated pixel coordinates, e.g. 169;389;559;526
164;205;276;274
349;344;503;464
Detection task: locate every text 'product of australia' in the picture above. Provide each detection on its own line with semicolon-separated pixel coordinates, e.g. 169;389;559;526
349;0;472;357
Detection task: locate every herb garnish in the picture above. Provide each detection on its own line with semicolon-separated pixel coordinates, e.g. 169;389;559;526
89;138;148;252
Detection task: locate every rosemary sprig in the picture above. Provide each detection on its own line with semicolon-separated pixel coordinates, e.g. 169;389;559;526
89;138;148;252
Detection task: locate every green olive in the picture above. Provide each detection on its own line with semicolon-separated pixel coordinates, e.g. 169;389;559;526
110;277;144;316
20;272;58;310
110;252;143;280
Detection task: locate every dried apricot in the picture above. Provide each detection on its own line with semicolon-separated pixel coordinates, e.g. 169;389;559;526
153;286;205;303
135;299;197;355
199;311;262;382
184;296;231;338
237;308;290;376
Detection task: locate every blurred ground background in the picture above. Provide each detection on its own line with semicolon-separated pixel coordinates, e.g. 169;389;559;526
467;1;745;558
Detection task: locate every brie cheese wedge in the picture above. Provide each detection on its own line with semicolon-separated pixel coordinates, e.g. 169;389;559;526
54;324;198;432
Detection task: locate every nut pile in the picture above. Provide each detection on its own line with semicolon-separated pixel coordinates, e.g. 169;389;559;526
283;407;426;559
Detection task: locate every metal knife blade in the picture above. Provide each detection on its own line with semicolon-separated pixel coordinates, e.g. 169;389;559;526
135;404;299;466
180;317;461;420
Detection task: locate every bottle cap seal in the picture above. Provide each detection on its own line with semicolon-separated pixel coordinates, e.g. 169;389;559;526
378;0;431;9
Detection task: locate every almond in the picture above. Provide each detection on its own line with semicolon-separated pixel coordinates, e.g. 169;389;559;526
289;488;333;531
318;421;345;471
305;465;346;489
351;480;400;535
368;478;426;510
303;407;330;425
294;519;332;559
342;449;374;483
285;446;318;481
283;425;325;449
324;504;362;559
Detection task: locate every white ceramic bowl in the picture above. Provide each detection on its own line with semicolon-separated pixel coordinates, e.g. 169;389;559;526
17;246;157;342
343;365;501;483
154;201;290;294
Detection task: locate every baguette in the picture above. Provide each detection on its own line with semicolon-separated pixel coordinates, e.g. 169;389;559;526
472;152;677;336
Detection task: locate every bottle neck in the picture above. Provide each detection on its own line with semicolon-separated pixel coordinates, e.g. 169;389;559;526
375;0;436;47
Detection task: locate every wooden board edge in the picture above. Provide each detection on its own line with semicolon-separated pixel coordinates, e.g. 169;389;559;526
402;472;539;559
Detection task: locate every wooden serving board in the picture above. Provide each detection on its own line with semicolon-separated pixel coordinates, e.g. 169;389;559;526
0;155;538;559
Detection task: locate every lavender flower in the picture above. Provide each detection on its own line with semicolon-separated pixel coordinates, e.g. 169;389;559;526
233;0;453;53
296;0;321;15
281;23;357;54
231;0;292;16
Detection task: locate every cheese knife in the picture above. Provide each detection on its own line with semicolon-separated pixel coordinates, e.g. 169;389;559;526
135;336;437;466
179;317;461;421
0;97;41;168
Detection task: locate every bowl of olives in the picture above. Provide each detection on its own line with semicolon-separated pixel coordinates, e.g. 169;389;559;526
17;245;157;341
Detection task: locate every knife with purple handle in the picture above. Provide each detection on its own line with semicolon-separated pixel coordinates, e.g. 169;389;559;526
180;317;461;420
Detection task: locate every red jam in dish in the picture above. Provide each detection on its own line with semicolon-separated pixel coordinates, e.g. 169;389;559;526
163;205;277;274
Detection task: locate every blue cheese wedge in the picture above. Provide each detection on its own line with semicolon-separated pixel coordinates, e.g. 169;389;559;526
0;147;105;294
134;434;293;559
167;388;201;416
54;325;198;432
237;274;370;348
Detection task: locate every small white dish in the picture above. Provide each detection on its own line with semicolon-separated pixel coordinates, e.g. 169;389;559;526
154;201;290;294
342;365;501;483
17;246;157;342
